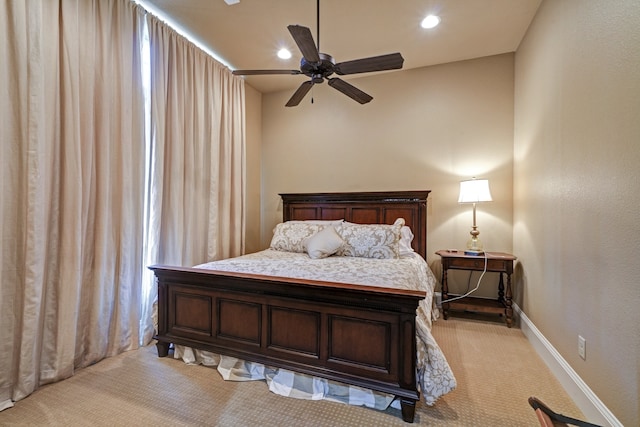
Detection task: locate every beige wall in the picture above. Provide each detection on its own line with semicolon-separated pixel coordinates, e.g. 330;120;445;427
514;1;640;425
258;54;515;293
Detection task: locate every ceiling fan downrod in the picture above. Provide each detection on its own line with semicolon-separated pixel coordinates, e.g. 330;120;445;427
316;0;320;53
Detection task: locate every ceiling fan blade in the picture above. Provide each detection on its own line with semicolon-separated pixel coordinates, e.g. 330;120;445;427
288;25;320;63
232;69;301;76
334;53;404;75
285;81;314;107
327;78;373;104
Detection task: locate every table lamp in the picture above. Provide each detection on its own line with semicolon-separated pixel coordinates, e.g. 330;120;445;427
458;178;492;255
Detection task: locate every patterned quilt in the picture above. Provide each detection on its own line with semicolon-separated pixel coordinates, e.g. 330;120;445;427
174;249;456;409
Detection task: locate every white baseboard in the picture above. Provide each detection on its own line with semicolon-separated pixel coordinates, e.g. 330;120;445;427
513;304;623;427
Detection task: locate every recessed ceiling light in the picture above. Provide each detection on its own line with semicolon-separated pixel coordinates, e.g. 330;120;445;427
277;48;292;59
421;15;440;29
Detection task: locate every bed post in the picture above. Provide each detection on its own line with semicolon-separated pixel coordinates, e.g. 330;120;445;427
154;277;170;357
400;399;417;423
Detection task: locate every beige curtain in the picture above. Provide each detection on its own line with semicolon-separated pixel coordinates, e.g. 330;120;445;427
0;0;147;410
145;14;246;269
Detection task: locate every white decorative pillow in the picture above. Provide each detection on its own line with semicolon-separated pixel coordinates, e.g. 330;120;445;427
336;218;405;259
399;226;415;256
270;222;329;253
305;226;344;259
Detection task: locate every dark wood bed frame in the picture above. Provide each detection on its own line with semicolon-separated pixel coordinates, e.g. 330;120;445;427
150;191;431;423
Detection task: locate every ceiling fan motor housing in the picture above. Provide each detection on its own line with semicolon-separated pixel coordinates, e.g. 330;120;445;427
301;53;335;82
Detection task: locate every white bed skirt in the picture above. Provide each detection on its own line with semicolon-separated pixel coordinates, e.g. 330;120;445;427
173;345;398;410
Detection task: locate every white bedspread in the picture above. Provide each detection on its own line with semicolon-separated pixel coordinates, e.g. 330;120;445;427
174;250;456;409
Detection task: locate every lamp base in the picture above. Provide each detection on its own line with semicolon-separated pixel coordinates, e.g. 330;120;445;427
466;235;484;255
464;249;485;256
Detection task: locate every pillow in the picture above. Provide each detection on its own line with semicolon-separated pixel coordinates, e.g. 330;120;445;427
336;218;405;259
270;222;329;253
399;226;415;256
305;226;344;259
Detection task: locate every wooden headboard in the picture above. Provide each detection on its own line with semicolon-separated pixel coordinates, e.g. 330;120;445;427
280;191;431;260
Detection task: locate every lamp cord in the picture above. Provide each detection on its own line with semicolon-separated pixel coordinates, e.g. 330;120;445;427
443;251;488;303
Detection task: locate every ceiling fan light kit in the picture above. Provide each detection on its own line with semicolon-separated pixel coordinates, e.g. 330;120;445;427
232;0;404;107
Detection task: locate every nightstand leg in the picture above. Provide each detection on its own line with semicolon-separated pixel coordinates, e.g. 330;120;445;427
498;273;505;303
505;274;513;328
441;268;449;320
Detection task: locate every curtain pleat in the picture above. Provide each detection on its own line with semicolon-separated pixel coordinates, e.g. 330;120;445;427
146;15;246;268
0;0;147;408
1;0;245;411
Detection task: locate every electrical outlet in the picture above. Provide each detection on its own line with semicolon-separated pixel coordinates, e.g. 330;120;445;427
578;335;586;360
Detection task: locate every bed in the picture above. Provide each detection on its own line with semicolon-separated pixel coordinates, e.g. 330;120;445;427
150;191;455;423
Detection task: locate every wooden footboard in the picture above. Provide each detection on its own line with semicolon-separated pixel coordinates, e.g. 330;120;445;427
151;265;424;423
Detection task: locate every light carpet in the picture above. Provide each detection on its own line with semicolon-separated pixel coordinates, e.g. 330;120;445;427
0;315;585;426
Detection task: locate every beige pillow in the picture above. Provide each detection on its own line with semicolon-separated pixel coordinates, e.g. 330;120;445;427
336;218;405;259
270;222;329;253
305;226;344;259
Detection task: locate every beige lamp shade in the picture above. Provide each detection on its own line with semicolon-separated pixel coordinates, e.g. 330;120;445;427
458;179;493;203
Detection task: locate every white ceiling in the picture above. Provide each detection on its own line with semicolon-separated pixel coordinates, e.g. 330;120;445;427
140;0;542;94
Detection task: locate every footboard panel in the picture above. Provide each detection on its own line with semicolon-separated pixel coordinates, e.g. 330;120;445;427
151;265;423;407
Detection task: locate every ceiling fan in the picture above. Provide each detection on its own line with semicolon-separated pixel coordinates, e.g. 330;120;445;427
232;0;404;107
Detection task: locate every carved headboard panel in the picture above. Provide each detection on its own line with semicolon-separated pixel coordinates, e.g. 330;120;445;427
280;191;430;260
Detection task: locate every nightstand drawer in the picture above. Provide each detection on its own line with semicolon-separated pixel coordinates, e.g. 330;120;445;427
441;255;514;274
453;258;489;270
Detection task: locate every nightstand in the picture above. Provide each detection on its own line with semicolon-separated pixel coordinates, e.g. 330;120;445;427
435;249;517;327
